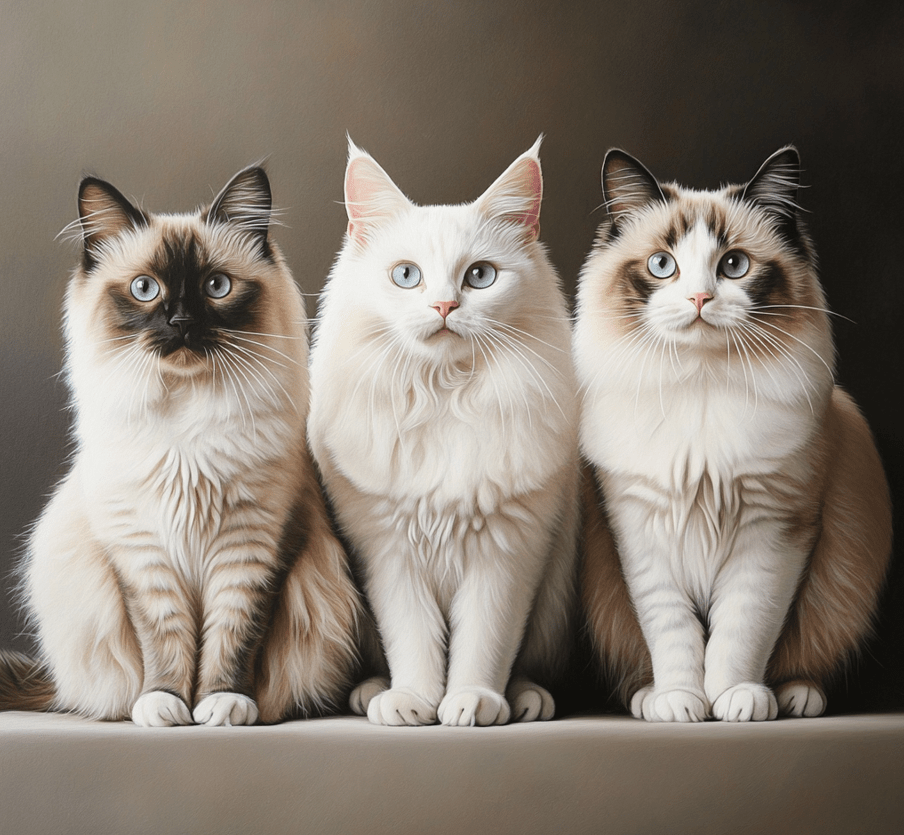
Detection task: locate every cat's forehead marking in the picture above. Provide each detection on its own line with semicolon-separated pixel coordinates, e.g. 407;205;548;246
659;192;733;253
149;228;207;292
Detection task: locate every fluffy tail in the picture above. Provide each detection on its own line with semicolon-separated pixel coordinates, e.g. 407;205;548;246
0;651;55;712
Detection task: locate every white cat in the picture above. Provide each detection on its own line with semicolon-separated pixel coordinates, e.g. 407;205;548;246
308;139;579;726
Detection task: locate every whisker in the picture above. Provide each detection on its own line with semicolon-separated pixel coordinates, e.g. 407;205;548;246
218;332;298;366
756;320;834;379
485;331;566;420
752;304;855;325
482;318;567;354
220;343;284;408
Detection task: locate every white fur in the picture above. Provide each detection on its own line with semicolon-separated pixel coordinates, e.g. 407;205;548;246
576;186;836;722
310;140;579;726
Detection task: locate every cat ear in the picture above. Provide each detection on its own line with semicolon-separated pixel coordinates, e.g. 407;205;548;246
476;137;543;242
602;150;666;222
344;140;411;246
742;145;801;219
77;177;147;269
205;165;272;256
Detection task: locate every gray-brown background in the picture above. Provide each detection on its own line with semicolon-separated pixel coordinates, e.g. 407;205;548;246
2;0;901;711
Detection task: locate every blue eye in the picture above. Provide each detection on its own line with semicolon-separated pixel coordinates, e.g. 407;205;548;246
391;263;421;288
647;252;677;279
205;273;232;298
719;251;750;279
130;275;160;302
464;262;497;289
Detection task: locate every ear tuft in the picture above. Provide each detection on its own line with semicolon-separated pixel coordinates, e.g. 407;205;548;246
742;145;801;219
601;150;666;222
476;139;544;242
206;165;272;256
76;177;147;269
344;144;410;246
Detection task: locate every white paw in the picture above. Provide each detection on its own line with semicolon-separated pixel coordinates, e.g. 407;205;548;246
712;682;778;722
438;687;510;727
193;693;259;726
131;691;193;727
367;688;438;726
349;676;390;716
506;679;555;722
775;680;826;717
630;686;709;722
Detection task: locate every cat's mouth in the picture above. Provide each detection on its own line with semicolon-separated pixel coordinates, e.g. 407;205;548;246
431;325;459;338
161;346;207;374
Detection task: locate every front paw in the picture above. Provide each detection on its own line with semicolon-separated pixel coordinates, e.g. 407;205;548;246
367;688;438;726
193;693;259;726
131;691;193;727
775;679;826;718
712;683;778;722
506;678;555;722
349;676;390;716
630;686;709;722
439;687;510;726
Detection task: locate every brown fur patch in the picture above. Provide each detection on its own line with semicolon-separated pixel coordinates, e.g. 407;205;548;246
768;389;892;686
581;464;652;705
0;651;55;712
254;444;363;722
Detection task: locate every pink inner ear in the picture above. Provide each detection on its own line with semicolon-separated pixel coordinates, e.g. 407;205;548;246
515;159;542;235
345;157;378;222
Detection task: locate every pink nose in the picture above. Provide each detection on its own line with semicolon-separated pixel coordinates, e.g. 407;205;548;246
689;292;713;313
432;300;459;320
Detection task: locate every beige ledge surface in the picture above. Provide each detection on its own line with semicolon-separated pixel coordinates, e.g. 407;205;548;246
2;711;902;835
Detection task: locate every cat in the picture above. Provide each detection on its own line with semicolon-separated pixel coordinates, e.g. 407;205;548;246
307;138;580;726
0;165;362;725
575;146;891;721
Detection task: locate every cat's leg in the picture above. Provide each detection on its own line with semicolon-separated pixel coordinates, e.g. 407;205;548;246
24;478;143;720
509;467;581;722
768;391;892;717
359;530;447;726
439;499;553;727
608;497;708;722
109;532;199;726
255;510;362;724
704;522;808;722
193;501;290;726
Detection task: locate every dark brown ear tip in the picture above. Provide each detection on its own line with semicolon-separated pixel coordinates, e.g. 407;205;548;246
774;145;801;165
237;164;271;185
245;166;271;186
602;149;635;172
77;176;113;202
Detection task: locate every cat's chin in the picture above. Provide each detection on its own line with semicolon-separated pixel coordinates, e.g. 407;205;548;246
419;326;470;361
664;318;727;349
160;348;208;377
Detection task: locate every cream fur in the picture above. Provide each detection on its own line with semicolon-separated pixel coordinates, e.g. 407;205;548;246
19;170;361;724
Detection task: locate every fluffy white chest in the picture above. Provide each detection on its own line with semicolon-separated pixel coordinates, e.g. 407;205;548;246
586;379;815;599
318;373;572;511
78;398;294;580
585;374;813;485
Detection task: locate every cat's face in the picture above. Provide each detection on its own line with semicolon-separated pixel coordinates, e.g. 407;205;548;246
577;147;833;381
66;167;298;384
332;139;550;367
